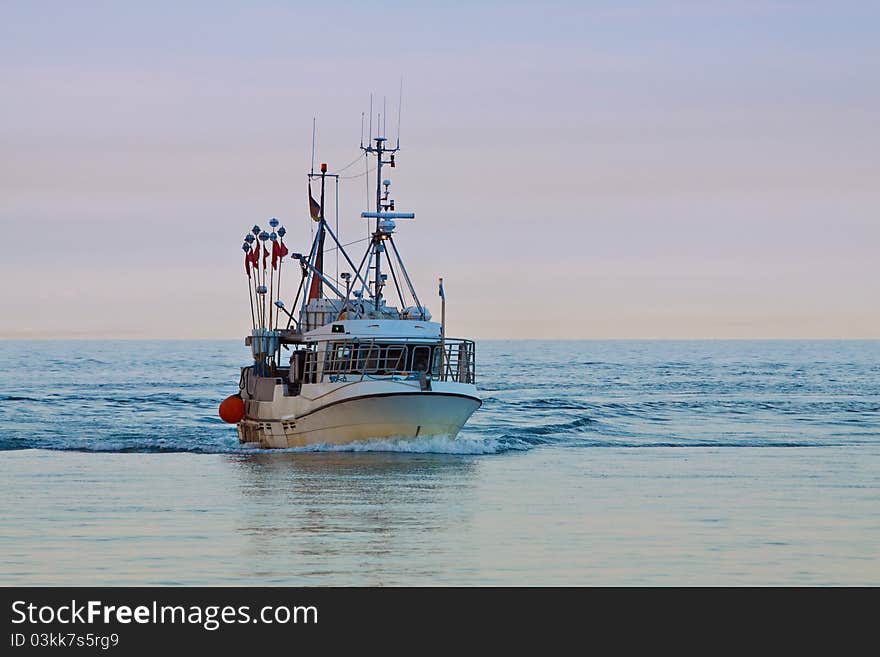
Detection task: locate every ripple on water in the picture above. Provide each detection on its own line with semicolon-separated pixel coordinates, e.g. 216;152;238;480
0;340;878;454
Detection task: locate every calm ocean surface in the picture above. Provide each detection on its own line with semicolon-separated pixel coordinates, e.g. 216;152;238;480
1;340;878;585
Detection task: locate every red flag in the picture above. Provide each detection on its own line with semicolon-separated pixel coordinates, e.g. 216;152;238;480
308;183;321;222
261;243;269;269
307;229;325;301
271;240;281;270
245;249;252;278
272;239;289;270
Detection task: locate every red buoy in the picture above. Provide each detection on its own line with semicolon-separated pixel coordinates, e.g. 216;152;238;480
219;394;245;424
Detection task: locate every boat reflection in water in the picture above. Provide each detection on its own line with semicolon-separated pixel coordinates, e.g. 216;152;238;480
228;451;480;582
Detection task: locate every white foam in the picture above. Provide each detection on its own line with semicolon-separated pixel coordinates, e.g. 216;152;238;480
236;434;511;455
313;434;505;454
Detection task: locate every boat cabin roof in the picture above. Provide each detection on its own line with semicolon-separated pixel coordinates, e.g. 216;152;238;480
304;318;441;342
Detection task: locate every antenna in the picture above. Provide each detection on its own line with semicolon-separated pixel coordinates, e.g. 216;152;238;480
383;96;387;137
397;77;403;148
360;111;365;148
368;94;373;144
310;117;316;175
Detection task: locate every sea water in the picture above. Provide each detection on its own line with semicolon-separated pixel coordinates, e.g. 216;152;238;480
1;340;878;585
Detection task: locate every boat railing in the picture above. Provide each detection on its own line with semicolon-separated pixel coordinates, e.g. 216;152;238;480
440;339;476;384
300;338;475;384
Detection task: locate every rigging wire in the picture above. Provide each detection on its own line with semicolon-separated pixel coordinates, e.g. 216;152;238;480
340;164;376;180
332;153;364;175
322;236;370;254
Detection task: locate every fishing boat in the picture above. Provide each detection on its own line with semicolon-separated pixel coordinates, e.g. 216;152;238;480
218;122;481;448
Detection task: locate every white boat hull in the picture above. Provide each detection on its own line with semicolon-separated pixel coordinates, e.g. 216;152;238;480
238;386;481;448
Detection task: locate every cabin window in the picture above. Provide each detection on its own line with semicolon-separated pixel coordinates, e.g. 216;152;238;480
326;342;353;373
384;345;406;372
355;344;407;374
432;347;442;376
410;346;432;373
322;342;441;377
362;344;381;372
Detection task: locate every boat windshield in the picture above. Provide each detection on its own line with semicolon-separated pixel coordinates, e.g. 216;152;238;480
299;338;474;383
325;341;438;376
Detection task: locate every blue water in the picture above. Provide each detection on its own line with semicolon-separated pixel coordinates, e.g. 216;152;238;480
1;340;879;584
2;340;878;453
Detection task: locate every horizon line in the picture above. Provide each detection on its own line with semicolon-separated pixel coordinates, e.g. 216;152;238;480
1;337;878;342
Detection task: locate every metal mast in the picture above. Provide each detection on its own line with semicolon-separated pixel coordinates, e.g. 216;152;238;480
288;99;420;331
361;133;400;310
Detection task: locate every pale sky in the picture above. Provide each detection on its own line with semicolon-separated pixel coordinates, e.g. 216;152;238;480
1;1;878;339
